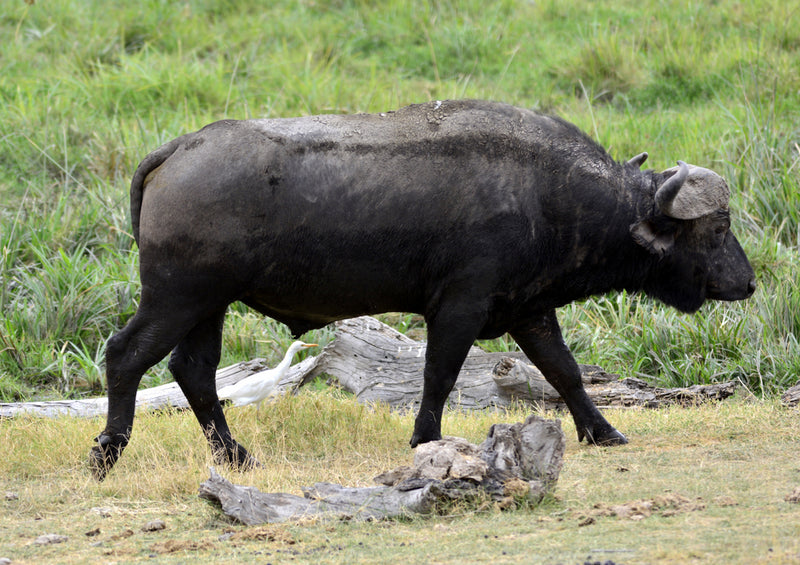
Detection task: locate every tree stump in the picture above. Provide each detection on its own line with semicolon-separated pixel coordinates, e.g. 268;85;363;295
198;415;565;524
781;382;800;407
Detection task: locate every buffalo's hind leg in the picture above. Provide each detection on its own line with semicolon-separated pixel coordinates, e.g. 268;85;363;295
167;309;259;471
90;312;184;480
511;310;627;446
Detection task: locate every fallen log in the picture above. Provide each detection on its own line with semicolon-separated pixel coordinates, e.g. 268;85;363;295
0;315;738;418
0;356;319;419
491;357;739;409
302;316;739;410
198;414;565;524
782;382;800;407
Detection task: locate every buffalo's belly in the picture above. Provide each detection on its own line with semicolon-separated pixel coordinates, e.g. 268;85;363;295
240;260;425;321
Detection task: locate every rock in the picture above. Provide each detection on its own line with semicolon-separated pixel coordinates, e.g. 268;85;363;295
142;520;166;532
33;533;68;545
89;506;113;517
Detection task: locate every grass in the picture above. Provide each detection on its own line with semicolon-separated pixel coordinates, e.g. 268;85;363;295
1;391;799;564
1;2;800;559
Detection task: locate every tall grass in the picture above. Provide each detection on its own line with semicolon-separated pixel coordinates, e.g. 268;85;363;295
1;0;799;401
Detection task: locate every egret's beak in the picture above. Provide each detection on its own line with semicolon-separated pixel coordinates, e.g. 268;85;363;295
303;343;318;348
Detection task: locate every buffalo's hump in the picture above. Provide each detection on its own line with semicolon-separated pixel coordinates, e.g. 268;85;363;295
141;99;617;234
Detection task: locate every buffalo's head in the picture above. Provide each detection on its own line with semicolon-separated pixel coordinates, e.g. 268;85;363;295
630;160;756;313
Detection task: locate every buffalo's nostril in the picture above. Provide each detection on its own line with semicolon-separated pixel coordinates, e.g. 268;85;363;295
747;279;756;296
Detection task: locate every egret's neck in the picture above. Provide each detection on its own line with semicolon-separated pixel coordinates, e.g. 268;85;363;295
277;345;301;371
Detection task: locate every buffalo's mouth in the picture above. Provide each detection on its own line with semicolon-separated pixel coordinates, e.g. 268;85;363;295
706;277;756;301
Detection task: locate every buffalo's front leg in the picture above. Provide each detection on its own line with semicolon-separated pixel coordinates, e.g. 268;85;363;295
168;310;259;471
410;305;485;447
511;310;627;445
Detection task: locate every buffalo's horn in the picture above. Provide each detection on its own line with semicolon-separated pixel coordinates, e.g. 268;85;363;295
655;161;730;220
654;161;689;216
627;152;648;168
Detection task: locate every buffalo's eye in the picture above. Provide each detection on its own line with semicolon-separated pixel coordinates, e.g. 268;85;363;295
711;224;728;247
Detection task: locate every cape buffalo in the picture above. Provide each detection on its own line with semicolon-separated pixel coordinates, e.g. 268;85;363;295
90;100;755;479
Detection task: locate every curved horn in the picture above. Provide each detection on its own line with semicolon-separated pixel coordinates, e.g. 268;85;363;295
627;152;648;168
655;160;690;217
655;161;731;220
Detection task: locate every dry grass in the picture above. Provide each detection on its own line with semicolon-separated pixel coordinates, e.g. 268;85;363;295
2;391;800;564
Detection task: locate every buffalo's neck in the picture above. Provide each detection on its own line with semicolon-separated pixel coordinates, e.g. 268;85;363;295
523;173;656;309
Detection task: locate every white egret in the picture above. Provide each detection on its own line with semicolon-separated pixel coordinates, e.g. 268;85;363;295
217;341;317;409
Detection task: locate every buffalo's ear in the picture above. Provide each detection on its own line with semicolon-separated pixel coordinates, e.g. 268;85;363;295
630;219;677;256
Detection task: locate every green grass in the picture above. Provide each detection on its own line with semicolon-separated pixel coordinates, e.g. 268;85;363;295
3;3;800;563
1;0;799;401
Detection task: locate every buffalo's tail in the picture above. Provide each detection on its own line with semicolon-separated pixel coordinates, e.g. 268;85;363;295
129;136;185;245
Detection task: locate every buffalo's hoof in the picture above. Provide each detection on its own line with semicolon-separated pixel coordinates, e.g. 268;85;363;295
89;432;126;481
214;442;262;472
409;430;442;449
579;426;628;446
596;428;628;446
410;411;443;448
88;445;113;481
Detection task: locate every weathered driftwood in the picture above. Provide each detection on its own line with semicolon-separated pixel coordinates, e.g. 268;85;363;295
782;382;800;407
299;316;528;410
198;415;565;524
1;315;739;419
303;316;739;410
0;356;319;419
300;316;637;409
491;356;739;409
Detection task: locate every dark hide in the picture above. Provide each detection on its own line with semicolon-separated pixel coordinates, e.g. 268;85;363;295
90;100;755;478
